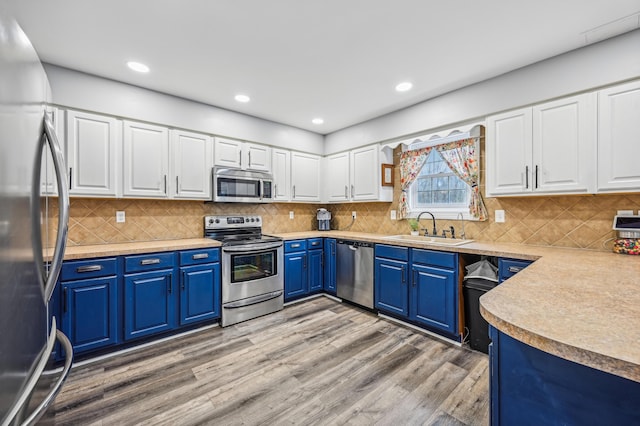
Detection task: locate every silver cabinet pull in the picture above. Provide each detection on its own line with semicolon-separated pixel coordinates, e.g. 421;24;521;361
311;241;319;246
351;185;354;198
401;266;406;283
293;185;296;198
344;185;348;198
192;253;209;260
525;165;529;189
168;274;172;293
140;258;161;265
182;271;186;290
239;149;242;168
274;184;278;197
248;150;252;166
68;167;72;190
76;265;103;273
176;176;179;194
535;165;539;189
164;175;167;193
291;243;301;248
508;266;523;273
42;115;69;303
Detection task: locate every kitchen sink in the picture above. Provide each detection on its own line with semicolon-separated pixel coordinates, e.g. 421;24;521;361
382;235;474;246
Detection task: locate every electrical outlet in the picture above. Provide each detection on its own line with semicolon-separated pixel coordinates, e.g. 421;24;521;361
289;211;294;219
617;210;633;216
352;211;357;219
495;210;505;223
116;211;126;223
390;210;397;220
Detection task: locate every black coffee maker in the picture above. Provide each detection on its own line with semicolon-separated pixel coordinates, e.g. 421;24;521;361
317;208;331;231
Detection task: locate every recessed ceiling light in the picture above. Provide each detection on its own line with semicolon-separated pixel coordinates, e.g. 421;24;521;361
127;61;149;73
235;94;251;103
395;82;413;92
312;118;324;125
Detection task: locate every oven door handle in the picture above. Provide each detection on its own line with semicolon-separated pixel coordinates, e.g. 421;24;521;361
223;291;283;309
222;241;283;252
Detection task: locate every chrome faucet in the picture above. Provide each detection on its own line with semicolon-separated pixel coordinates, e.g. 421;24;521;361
456;212;466;240
416;211;437;237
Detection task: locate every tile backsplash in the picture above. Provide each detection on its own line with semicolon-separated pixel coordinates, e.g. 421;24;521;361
51;143;640;251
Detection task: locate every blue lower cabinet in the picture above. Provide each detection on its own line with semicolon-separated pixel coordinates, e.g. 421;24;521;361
308;249;324;292
179;263;220;326
284;251;307;300
489;326;640;425
411;264;457;335
61;276;118;354
374;257;408;317
124;269;176;340
323;238;337;294
284;239;325;301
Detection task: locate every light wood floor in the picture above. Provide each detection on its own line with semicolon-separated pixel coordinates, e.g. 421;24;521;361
41;297;489;425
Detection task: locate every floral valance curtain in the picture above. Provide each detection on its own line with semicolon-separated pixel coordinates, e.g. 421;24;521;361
399;138;488;221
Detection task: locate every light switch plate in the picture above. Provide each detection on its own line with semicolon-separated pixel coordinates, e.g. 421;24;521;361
495;210;505;223
116;211;125;223
289;211;294;219
352;211;357;219
390;210;397;220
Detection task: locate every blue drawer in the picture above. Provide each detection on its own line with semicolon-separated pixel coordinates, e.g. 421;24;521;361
125;252;175;273
499;258;532;281
285;240;307;253
179;248;219;266
308;238;323;249
375;244;409;261
411;248;457;270
61;258;117;281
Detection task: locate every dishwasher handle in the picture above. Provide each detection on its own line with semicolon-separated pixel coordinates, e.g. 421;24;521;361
336;239;374;249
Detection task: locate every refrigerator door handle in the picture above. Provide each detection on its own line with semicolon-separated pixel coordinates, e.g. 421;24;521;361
42;115;70;303
2;318;73;426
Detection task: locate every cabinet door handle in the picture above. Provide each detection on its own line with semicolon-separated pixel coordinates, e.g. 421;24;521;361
351;185;354;198
274;184;278;197
248;151;251;166
292;185;296;199
344;185;348;199
508;266;523;273
63;288;68;313
401;266;405;284
182;271;186;290
68;167;72;190
239;149;242;168
192;253;209;260
164;175;167;194
525;165;529;189
321;253;324;268
76;265;102;273
168;275;172;294
176;176;179;195
412;269;417;287
291;243;301;248
303;254;307;269
311;241;319;246
140;258;161;265
535;165;539;189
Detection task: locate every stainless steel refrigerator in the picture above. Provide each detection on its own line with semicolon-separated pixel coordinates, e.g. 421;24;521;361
0;9;73;426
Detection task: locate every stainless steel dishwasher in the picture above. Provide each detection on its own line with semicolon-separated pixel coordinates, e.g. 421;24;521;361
336;239;374;309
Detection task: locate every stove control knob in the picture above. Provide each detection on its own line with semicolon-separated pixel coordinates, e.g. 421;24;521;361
214;218;220;224
207;218;213;225
256;217;260;222
249;218;255;222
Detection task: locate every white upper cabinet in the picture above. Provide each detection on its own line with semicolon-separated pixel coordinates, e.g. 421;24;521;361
324;144;393;202
272;148;291;201
214;137;271;172
291;151;321;202
351;145;380;201
171;129;212;200
123;121;169;198
486;93;596;196
66;109;119;197
597;80;640;192
325;151;350;202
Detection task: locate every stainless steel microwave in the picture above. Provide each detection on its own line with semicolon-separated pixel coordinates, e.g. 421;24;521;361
212;167;273;203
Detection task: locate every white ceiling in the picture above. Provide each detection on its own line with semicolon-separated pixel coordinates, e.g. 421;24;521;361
8;1;640;134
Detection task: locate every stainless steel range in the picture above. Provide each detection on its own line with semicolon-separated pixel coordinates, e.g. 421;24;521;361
204;215;284;327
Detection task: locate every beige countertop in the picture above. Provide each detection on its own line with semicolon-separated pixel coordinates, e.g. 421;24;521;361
56;232;640;383
54;238;221;261
274;231;640;383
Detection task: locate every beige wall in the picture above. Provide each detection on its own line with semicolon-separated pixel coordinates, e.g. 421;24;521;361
56;142;639;251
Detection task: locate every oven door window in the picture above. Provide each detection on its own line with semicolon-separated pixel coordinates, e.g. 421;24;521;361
231;249;277;283
218;177;260;199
